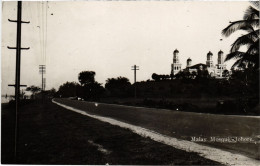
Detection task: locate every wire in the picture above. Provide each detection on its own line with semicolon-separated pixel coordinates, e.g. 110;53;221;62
37;2;43;62
45;1;48;66
44;1;48;89
36;1;48;89
41;1;44;64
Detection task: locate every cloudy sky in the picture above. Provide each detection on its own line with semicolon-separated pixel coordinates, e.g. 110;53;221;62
1;1;250;95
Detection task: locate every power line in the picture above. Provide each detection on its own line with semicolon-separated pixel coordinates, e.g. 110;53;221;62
41;2;45;64
45;1;48;65
37;2;43;61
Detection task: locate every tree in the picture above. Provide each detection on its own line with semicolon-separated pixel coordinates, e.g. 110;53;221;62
46;88;57;98
83;82;105;100
175;70;193;80
222;2;259;69
77;71;105;100
26;85;41;97
57;82;80;97
152;73;160;81
191;71;197;79
196;69;209;80
78;71;95;86
161;75;170;80
105;77;131;97
152;73;170;81
222;69;230;78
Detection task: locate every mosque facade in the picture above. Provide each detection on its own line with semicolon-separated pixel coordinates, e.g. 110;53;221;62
171;49;227;78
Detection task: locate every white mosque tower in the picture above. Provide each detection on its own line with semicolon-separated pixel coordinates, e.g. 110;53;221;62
216;50;227;77
216;50;226;69
171;49;182;75
206;51;214;68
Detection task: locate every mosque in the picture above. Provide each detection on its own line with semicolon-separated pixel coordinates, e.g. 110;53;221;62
171;49;227;78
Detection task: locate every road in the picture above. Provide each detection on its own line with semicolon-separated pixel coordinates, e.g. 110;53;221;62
53;98;260;162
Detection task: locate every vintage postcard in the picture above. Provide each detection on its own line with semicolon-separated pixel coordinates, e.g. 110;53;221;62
1;0;259;165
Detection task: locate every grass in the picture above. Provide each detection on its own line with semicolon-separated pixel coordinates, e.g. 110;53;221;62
1;100;221;165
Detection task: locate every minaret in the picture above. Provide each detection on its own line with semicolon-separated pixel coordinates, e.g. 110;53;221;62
187;58;192;67
173;49;179;63
206;51;213;68
217;50;224;65
216;50;227;77
171;49;182;75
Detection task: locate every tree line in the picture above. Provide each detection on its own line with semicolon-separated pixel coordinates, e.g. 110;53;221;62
56;71;133;100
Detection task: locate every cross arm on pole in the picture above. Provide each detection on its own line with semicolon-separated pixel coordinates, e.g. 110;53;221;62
131;66;139;70
8;19;30;24
8;84;27;87
7;46;30;50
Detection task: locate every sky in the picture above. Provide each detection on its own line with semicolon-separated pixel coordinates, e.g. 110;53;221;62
1;1;251;95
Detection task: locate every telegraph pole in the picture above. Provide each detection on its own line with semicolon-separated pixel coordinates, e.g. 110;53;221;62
39;65;46;91
7;1;30;160
39;65;46;102
43;78;46;91
131;65;139;98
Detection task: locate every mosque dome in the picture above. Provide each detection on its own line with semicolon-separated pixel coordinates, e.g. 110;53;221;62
174;49;179;53
218;50;223;54
207;51;213;56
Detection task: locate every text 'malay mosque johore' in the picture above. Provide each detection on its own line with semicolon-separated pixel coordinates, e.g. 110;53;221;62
171;49;227;78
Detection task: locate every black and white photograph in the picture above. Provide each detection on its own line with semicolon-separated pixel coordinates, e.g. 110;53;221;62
1;0;259;165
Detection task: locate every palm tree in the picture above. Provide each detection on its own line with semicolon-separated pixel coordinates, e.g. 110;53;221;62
222;2;259;69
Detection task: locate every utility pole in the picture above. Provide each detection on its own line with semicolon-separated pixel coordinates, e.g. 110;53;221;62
131;65;139;99
43;78;46;91
39;65;46;91
39;65;46;102
7;1;30;161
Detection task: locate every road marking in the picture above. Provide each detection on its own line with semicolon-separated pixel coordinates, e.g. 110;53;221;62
52;99;260;166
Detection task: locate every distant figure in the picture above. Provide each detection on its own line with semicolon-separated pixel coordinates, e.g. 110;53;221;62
5;94;7;98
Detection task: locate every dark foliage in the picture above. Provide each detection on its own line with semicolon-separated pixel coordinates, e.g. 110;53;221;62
57;82;80;98
78;71;96;86
139;68;259;98
57;71;106;101
152;73;170;81
105;77;131;97
80;82;105;101
26;85;41;95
